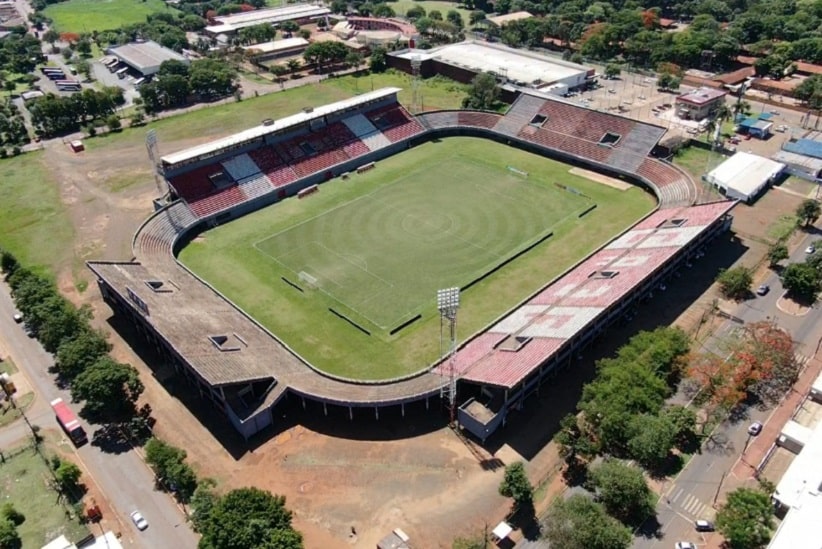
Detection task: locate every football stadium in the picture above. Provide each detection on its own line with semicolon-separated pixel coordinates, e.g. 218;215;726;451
88;87;734;441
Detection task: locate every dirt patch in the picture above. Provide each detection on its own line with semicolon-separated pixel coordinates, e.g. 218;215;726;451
569;167;632;190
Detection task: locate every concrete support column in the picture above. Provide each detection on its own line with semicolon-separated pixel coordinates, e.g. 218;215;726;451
349;406;353;420
323;402;327;416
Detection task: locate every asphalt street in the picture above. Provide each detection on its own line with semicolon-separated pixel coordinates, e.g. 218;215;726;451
633;229;822;549
0;283;199;548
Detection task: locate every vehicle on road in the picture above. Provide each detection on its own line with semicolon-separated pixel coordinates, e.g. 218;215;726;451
756;284;770;296
51;397;88;446
130;510;149;531
748;421;763;436
695;519;715;532
675;542;696;549
806;244;816;254
12;312;23;323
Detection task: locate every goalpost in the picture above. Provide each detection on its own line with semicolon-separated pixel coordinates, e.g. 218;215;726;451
298;271;318;290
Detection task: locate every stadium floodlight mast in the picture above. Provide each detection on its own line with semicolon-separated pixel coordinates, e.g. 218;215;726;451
437;287;460;427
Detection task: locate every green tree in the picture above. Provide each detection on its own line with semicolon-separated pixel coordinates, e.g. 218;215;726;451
794;74;822;109
796;199;821;227
106;114;121;131
604;63;621;79
43;29;60;47
0;249;19;277
555;413;598;461
372;3;395;17
469;10;486;26
781;262;820;302
0;503;24;526
190;478;218;532
0;519;21;549
286;58;301;73
55;460;83;492
345;51;363;68
717;266;753;300
369;46;388;73
767;244;789;267
626;413;676;470
406;5;426;19
588;460;655;525
462;71;499;110
498;462;533;509
70;356;144;420
280;21;300;34
541;494;631;549
716;487;774;548
662;405;697;449
144;438;198;502
198;487;302;549
446;10;464;30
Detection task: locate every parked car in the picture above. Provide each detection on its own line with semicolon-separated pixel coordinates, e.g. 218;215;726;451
130;510;148;531
806;244;816;254
13;313;23;323
675;542;696;549
695;519;715;532
748;421;763;436
756;284;770;296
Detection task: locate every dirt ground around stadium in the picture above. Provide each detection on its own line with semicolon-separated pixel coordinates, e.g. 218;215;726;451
37;93;809;547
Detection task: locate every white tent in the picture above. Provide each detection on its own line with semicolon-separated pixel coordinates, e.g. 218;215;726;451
705;152;785;203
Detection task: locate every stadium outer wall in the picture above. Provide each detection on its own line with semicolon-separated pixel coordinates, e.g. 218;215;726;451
90;111;719;442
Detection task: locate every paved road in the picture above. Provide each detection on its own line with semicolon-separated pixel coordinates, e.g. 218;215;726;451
633;229;822;549
0;283;199;548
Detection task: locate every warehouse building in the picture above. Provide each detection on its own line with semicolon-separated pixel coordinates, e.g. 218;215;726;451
107;40;189;77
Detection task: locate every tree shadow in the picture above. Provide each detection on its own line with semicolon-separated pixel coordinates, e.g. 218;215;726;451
635;514;664;540
561;457;589;486
647;453;684;480
90;423;133;455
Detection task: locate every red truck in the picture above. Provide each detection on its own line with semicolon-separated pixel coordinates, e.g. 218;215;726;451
51;398;88;445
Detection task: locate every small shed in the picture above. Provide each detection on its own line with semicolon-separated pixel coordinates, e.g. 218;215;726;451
491;522;513;542
69;140;84;153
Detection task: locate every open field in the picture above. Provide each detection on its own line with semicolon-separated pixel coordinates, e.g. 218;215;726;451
673;145;728;180
0;442;89;547
0;152;75;270
390;0;474;24
180;137;655;379
43;0;178;32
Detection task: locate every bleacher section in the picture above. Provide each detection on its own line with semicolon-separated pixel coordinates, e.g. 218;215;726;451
365;104;424;142
238;173;274;200
342;114;392;151
221;153;261;181
166;91;696;222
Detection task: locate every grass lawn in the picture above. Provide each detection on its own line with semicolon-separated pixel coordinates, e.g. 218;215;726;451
180;137;654;379
673;146;728;180
391;0;475;24
0;442;89;547
43;0;179;33
0;152;75;270
0;393;34;428
86;71;466;153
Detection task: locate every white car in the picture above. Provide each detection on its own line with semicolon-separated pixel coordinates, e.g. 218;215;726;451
130;510;148;531
806;244;816;254
675;543;696;549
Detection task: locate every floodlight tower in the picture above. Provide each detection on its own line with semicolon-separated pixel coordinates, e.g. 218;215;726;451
437;287;460;426
145;129;168;200
411;55;422;114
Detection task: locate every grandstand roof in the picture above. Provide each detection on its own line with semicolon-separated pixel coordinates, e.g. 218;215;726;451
783;138;822;160
107;40;188;76
394;41;591;86
706;152;784;202
160;87;401;167
435;201;735;389
205;4;330;34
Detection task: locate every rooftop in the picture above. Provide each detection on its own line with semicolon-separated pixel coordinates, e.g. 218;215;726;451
783;137;822;160
393;41;591;86
242;37;309;54
206;4;330;33
160;87;401;167
706;152;784;197
108;40;188;72
487;11;533;26
676;87;727;105
435;201;735;388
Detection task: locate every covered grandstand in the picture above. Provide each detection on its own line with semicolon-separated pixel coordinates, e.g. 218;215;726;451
89;89;730;441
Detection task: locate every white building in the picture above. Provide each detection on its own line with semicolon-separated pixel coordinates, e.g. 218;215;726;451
705;152;785;203
205;4;330;36
769;406;822;549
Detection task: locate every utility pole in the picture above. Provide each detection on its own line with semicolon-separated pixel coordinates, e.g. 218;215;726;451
713;470;727;506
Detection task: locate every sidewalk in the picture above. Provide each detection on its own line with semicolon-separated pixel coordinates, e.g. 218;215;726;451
700;355;822;548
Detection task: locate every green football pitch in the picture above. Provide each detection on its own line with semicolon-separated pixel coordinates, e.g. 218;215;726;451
179;138;655;379
253;156;591;329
